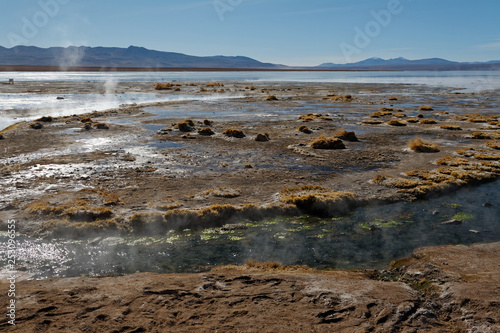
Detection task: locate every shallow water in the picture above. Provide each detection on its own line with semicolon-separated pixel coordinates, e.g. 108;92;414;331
1;180;498;280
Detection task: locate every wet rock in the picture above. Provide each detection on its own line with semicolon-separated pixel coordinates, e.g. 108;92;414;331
57;96;65;100
156;128;171;135
255;133;270;142
483;202;493;207
469;229;480;234
30;122;43;129
83;123;93;131
0;134;4;140
93;123;110;130
432;210;440;215
442;219;462;225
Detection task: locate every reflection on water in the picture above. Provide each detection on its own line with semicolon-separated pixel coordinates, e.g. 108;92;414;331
1;180;498;280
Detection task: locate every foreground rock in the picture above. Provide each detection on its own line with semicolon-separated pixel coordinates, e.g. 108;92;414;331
1;242;499;332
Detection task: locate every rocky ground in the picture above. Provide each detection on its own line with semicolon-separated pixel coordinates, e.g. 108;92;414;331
1;241;499;332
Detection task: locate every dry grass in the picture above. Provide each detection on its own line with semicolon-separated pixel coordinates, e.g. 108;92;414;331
80;117;92;123
206;82;224;87
333;128;358;142
37;116;53;122
323;94;353;102
298;125;313;133
177;121;193;132
419;105;434;111
405;118;420;123
486;141;500;150
223;128;246;138
419;118;437;125
255;133;270;142
93;123;109;130
198;127;215;136
408;138;440;153
388;96;398;101
155;83;173;90
372;174;421;189
203;119;213;126
362;120;383;125
310;135;346;149
299;113;332;121
204;187;241;198
471;132;494;140
370;110;393;118
394;112;406;118
148;198;182;211
440;124;462;130
266;95;278;101
279;185;356;215
387;120;407;126
436;155;470;166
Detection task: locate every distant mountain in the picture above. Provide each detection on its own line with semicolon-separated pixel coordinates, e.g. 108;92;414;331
0;45;282;69
318;57;500;70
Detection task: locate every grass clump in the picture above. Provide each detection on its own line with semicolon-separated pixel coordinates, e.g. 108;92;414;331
177;120;194;132
408;138;440;153
419;118;437;124
37;116;53;122
419;105;434;111
361;119;383;125
387;120;406;126
299;113;332;121
279;185;356;216
310;135;346;149
223;128;245;138
334;128;358;142
486;141;500;150
298;125;313;133
440;124;462;130
406;118;420;123
370;109;393;118
93;123;109;130
80;117;92;123
148;198;182;211
266;95;278;101
203;119;213;126
198;127;215;136
155;83;173;90
471;132;495;140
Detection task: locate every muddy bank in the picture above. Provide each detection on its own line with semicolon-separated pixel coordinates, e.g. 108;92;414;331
0;81;499;237
1;241;499;332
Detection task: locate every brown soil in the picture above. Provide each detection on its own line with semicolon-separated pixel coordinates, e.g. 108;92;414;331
1;241;499;332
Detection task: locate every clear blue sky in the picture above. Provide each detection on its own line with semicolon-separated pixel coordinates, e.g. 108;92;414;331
1;0;499;66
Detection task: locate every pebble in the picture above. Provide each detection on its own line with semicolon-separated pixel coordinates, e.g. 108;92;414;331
441;219;462;225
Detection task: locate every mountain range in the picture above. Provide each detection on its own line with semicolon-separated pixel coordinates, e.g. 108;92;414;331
0;45;281;69
318;57;500;70
0;45;499;70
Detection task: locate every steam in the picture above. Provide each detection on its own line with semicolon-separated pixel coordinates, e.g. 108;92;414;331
58;46;85;70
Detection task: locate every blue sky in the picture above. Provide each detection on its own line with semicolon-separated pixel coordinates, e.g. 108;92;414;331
0;0;499;66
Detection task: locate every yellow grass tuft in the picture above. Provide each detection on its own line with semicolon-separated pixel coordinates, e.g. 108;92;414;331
333;128;358;142
440;124;462;130
361;120;383;125
408;138;440;153
198;127;215;136
419;105;434;111
486;141;500;150
223;128;246;138
387;120;407;126
310;134;346;149
155;83;173;90
298;125;313;133
266;95;278;101
419;118;437;124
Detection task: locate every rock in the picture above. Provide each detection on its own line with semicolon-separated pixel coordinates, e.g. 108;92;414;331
442;219;462;225
469;229;480;234
432;210;440;215
30;122;43;129
83;123;93;131
255;133;270;142
0;134;4;140
57;96;65;100
483;202;493;207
